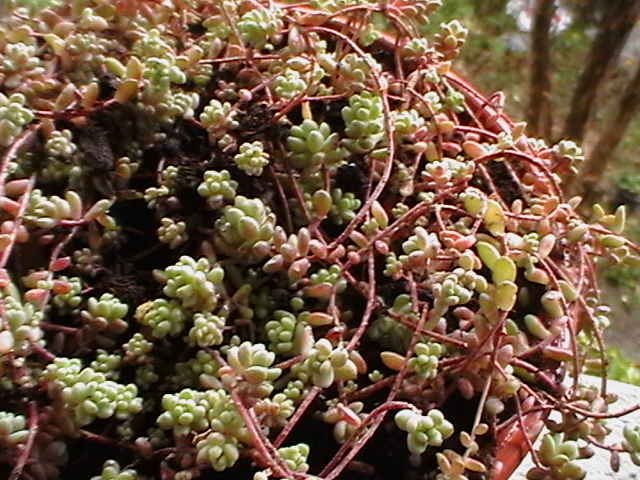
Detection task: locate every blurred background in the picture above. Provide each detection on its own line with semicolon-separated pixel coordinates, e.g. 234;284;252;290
430;0;640;377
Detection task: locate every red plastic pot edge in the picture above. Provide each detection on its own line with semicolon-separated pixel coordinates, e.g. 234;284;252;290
492;409;547;479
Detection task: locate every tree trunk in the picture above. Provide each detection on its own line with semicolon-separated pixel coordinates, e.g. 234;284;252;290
528;0;556;140
562;0;640;143
576;62;640;203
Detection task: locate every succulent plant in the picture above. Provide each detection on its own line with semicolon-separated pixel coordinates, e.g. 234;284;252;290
160;256;225;312
135;298;186;339
341;91;385;153
197;169;238;208
0;411;28;446
42;357;142;428
123;333;154;364
293;338;358;388
0;1;636;480
157;217;188;249
278;443;311;473
0;93;34;146
187;312;226;348
287;119;347;172
234;141;270;176
526;434;585;480
395;409;455;454
237;6;284;49
91;459;138;480
273;68;308;99
81;293;129;333
220;341;282;396
157;388;212;436
214;196;276;262
195;431;240;472
623;425;640;466
408;342;444;380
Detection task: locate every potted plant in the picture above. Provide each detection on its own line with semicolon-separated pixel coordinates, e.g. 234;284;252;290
0;1;639;479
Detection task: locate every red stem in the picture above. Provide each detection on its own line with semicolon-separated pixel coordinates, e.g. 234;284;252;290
563;401;640;420
211;350;295;478
9;401;38;480
514;392;543;469
302;26;397;251
0;128;38;195
346;250;376;350
0;175;35;269
320;401;414;479
345;375;395;402
273;386;320;448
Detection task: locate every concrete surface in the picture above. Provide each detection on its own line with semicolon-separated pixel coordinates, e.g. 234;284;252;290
512;375;640;479
602;285;640;363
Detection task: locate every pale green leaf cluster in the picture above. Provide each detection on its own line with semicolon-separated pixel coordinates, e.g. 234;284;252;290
0;411;28;445
234;141;270;176
287;119;347;171
423;157;474;183
45;130;77;158
0;42;43;89
392;109;426;137
623;425;640;466
25;189;83;229
341;91;385;153
162;256;225;312
157;218;188;249
1;292;44;357
329;189;361;225
196;431;240;472
135;298;187;339
408;342;443;380
89;350;122;380
293;339;357;388
309;264;347;297
395;409;454;454
336;53;380;92
401;226;441;268
237;7;284;49
81;293;129;333
158;387;248;469
214;196;276;262
528;434;585;480
157;388;213;436
52;276;83;313
171;350;220;389
123;333;153;364
42;357;142;428
91;459;138;480
434;20;468;60
222;341;282;396
265;310;306;355
188;312;226;347
199;99;238;131
273;68;307;99
197;169;238;207
553;139;584;175
278;443;311;473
